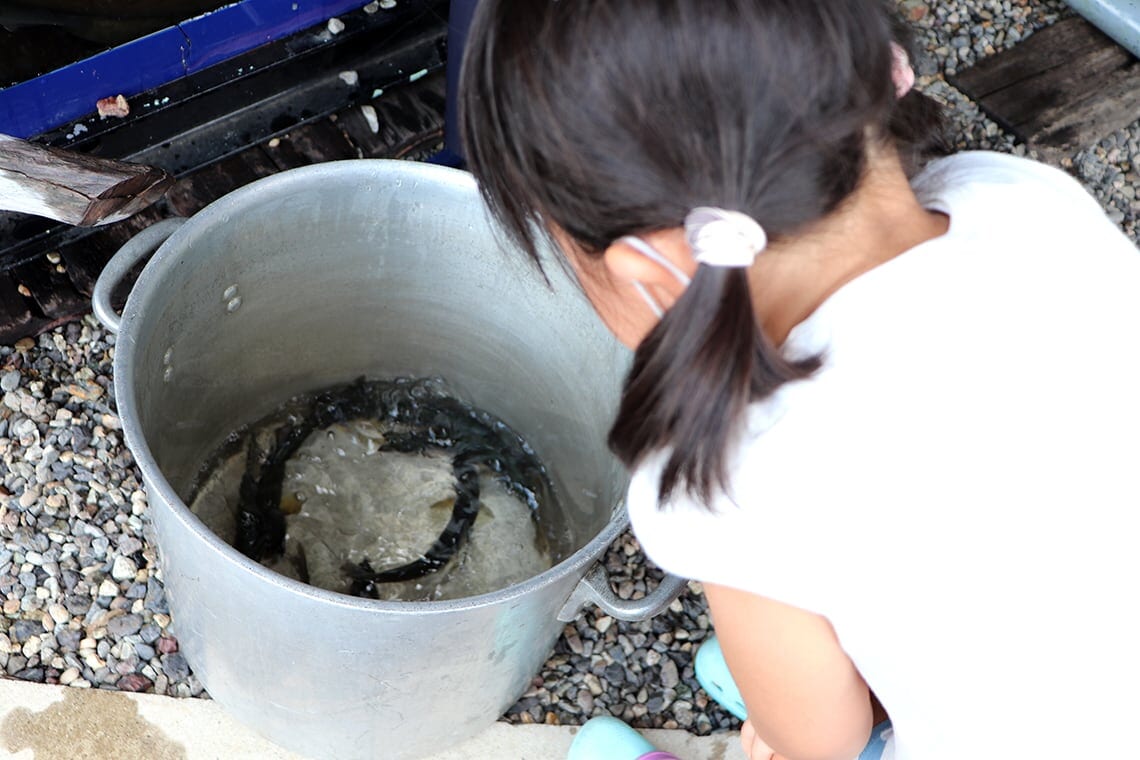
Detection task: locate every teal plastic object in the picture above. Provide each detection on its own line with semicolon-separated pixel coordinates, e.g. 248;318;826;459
1067;0;1140;58
694;636;748;721
568;716;674;760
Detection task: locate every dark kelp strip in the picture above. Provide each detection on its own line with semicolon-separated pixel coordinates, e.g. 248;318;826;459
230;377;554;598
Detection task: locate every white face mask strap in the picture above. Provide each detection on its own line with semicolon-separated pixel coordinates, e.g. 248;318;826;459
618;235;693;287
631;279;665;318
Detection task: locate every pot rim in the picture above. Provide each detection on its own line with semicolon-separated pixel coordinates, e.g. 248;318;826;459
113;159;631;615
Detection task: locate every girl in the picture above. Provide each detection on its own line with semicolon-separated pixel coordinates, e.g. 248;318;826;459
459;1;1140;758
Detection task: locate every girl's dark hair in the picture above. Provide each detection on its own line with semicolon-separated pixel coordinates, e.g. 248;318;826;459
460;0;950;505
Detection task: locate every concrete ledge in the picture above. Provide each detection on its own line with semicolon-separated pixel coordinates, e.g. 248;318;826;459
0;678;746;759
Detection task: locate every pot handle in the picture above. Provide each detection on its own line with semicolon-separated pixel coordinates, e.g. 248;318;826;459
92;217;187;334
557;563;689;623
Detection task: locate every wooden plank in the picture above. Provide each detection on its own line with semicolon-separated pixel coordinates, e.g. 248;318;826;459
949;16;1140;158
163;148;280;218
8;254;83;321
335;72;446;160
972;41;1135;131
55;206;167;297
1030;60;1140;150
950;17;1121;98
56;232;124;299
0;273;47;345
263;117;362;171
0;133;172;227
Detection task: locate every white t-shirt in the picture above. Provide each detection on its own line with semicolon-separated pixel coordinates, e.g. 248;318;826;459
627;152;1140;760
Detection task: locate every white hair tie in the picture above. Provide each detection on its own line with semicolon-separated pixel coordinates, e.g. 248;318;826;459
684;207;767;268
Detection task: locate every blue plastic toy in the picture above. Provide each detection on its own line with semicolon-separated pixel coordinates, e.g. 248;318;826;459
694;636;748;721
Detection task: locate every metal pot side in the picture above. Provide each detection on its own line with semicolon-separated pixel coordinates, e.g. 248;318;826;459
111;160;632;759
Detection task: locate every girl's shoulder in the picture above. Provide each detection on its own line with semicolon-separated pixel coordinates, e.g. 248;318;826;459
912;150;1105;219
914;150;1076;187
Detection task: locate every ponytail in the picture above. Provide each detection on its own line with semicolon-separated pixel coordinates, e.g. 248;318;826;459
608;267;819;504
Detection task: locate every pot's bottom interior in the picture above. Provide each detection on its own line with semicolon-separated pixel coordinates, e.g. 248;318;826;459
183;375;575;601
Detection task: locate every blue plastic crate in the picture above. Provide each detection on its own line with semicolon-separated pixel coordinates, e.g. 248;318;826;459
0;0;373;139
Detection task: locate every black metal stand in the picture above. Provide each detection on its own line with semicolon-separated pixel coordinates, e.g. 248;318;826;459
436;0;479;167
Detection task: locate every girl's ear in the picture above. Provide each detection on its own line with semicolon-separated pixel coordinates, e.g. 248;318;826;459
602;228;696;299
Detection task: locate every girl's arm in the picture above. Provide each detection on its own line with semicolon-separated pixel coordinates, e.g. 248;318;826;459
703;583;874;760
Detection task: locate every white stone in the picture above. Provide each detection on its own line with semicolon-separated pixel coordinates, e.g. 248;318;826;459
22;636;42;657
111;555;138;582
361;105;380;134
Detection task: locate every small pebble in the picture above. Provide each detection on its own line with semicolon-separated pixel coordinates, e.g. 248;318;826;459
111;556;138;582
11;619;44;644
161;652;191;682
116;673;154;693
106;613;143;638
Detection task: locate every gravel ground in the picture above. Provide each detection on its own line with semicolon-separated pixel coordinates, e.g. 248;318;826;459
1;0;1138;747
903;0;1140;243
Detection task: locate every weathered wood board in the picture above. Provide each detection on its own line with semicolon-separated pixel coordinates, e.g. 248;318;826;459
0;134;172;226
948;16;1140;159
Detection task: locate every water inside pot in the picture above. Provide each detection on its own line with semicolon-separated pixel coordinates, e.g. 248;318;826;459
186;376;568;601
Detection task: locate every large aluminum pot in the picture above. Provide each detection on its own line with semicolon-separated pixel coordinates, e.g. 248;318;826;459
92;160;685;760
